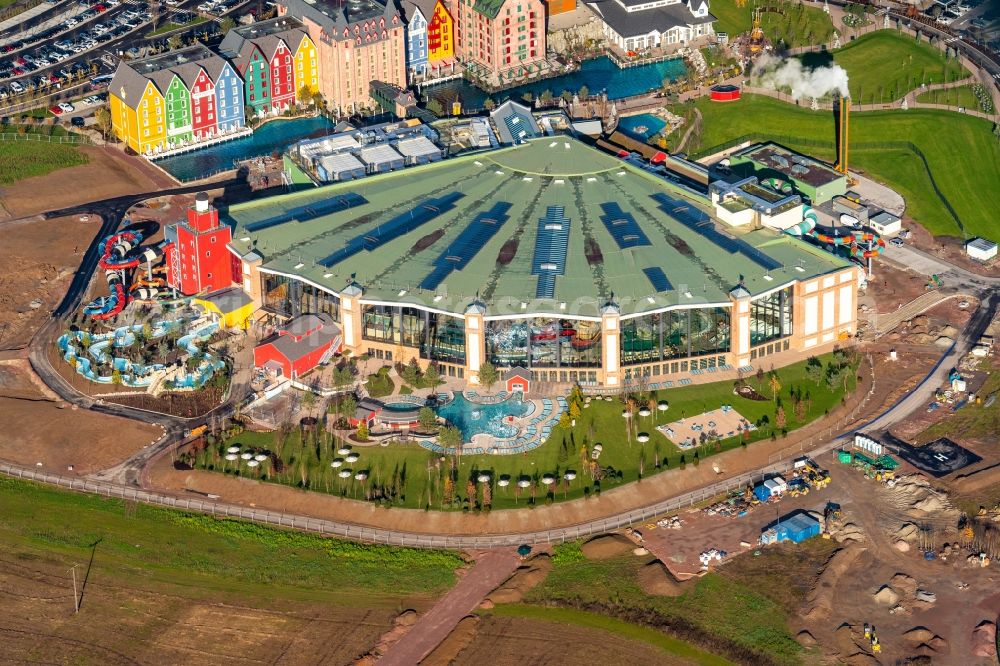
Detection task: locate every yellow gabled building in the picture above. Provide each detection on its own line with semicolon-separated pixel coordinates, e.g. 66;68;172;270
292;33;319;99
428;0;454;64
109;68;167;155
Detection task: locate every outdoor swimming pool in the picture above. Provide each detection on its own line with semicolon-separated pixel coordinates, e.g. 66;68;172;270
617;113;667;140
423;56;687;111
436;392;530;441
154;115;335;182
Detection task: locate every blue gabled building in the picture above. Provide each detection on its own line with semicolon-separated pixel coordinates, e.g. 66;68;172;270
205;58;245;133
400;0;432;77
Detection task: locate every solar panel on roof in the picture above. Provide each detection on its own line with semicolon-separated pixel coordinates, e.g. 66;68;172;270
318;192;464;268
419;202;513;291
599;202;651;249
245;193;368;233
642;267;673;292
531;206;571;299
651;193;783;271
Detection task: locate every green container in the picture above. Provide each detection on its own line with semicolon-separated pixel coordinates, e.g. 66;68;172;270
838;450;853;464
876;454;899;470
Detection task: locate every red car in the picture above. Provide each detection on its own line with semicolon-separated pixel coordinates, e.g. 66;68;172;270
49;105;63;115
94;3;106;10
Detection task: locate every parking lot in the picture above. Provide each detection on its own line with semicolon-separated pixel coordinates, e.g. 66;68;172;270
0;0;248;109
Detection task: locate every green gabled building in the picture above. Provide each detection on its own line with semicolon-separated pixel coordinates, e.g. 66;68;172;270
148;69;193;146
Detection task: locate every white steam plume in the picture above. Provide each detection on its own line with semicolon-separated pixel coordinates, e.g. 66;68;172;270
753;55;850;100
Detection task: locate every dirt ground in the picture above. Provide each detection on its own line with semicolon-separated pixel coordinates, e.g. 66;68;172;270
0;361;160;474
0;145;170;220
790;466;1000;664
0;214;101;351
451;614;695;666
865;260;939;316
0;549;395;666
904;222;998;278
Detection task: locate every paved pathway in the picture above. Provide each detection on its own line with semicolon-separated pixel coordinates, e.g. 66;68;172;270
372;550;521;666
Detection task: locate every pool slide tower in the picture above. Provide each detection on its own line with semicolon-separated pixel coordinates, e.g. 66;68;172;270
83;229;164;320
783;204;884;273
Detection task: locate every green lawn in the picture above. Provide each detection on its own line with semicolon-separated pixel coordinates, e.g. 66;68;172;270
0;475;462;600
147;15;209;36
0;137;89;185
826;31;968;102
677;94;1000;238
526;552;803;664
710;0;834;48
202;352;856;511
916;84;994;113
488;605;735;665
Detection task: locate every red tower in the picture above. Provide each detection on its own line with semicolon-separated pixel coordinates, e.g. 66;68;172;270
164;192;234;296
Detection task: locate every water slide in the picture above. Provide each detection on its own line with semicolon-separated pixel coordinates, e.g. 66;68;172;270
57;316;223;387
83;226;164;319
783;205;885;260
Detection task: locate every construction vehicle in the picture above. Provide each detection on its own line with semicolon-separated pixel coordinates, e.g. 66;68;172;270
864;623;872;639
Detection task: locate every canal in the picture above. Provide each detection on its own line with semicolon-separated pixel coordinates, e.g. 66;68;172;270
154;115;336;182
422;55;687;110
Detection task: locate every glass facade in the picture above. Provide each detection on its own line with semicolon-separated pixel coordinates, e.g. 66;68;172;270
486;318;601;369
749;287;792;346
362;305;429;348
621;306;731;365
261;273;339;321
423;312;466;364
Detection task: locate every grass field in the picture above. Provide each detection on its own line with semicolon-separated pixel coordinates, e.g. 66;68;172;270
526;551;805;664
203;353;856;510
710;0;834;48
0;137;88;185
0;475;462;598
147;15;209;36
678;94;1000;239
823;31;968;103
916;84;993;113
916;370;1000;444
488;605;735;665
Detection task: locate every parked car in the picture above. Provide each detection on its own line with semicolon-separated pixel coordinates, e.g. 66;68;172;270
50;105;64;115
70;116;86;126
890;238;904;248
59;101;74;112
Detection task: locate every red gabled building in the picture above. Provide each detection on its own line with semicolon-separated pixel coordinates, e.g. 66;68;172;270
261;36;295;111
187;65;217;140
254;313;343;379
164;192;235;296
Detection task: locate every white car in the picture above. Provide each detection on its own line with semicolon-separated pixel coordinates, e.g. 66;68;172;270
9;80;24;92
59;102;74;112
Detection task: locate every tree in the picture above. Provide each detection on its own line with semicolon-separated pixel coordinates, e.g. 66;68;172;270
401;362;421;387
439;425;462;450
93;106;113;139
805;357;824;385
167;34;183;50
483;97;496;111
111;368;123;385
775;406;787;431
578;85;589;99
339;394;358;423
357;420;369;441
297;84;312;105
539;89;554;104
219;16;235;33
423;364;443;390
755;367;765;389
478;362;499;393
418;406;438;431
768;372;781;402
426;98;444;116
301;389;317;414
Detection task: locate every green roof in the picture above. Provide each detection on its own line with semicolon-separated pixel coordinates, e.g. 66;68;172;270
225;137;850;319
471;0;505;19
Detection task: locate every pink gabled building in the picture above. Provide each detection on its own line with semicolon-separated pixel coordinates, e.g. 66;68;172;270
276;0;406;116
449;0;545;82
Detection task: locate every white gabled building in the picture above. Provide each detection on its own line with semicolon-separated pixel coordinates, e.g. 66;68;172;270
587;0;715;52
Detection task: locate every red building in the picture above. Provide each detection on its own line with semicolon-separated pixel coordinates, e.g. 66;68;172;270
266;39;296;111
503;366;531;394
254;313;342;379
164;192;234;296
188;66;217;139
